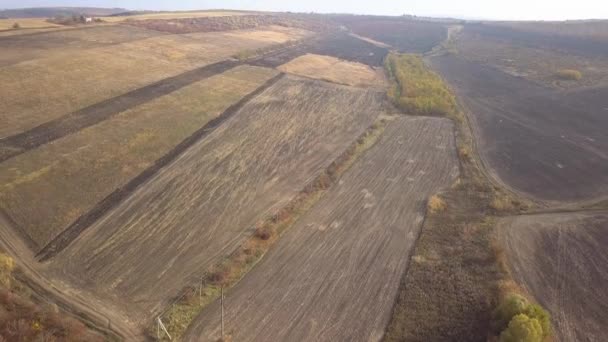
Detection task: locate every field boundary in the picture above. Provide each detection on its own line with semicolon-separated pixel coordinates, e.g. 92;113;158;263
36;73;286;261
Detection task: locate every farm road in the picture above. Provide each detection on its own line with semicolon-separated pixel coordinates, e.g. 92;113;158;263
44;76;382;327
184;117;459;342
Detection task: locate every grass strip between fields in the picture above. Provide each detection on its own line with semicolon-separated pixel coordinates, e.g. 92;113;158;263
382;52;552;341
156;119;387;340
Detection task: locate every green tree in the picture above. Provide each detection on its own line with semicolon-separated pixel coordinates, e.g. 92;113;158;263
499;314;543;342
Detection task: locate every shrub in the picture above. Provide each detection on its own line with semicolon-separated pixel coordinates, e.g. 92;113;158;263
499;314;543;342
0;254;15;288
11;23;20;29
493;294;551;340
555;69;582;81
490;195;515;212
254;226;274;241
427;195;446;214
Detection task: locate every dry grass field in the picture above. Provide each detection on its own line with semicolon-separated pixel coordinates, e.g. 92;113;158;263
0;18;61;30
103;10;250;22
184;116;458;342
0;66;277;250
278;53;384;87
0;25;163;67
497;212;608;342
42;76;381;328
0;25;310;138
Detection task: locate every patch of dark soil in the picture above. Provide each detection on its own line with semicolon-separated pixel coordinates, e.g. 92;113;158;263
249;33;388;67
335;16;447;53
0;59;239;163
465;23;608;58
36;73;285;262
431;54;608;201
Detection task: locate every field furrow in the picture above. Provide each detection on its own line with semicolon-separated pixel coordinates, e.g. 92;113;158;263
183;116;459;342
43;76;382;326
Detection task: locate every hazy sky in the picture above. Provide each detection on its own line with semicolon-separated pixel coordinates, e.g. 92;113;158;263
3;0;608;20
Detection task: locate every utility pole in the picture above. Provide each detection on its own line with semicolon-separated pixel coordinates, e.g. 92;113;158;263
221;286;225;339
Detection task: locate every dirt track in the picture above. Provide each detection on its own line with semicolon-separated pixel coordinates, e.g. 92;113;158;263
184;117;458;341
497;212;608;342
430;54;608;202
44;76;382;328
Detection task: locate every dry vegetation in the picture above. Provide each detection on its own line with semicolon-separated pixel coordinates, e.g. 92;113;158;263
555;68;582;80
104;10;249;22
0;25;309;138
0;18;61;30
278;53;384;87
0;253;103;341
0;66;278;250
124;14;336;34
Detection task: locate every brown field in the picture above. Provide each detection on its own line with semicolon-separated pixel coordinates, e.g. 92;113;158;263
277;53;385;87
40;76;381;330
430;54;608;202
0;18;61;30
0;25;311;138
496;212;608;341
0;65;277;251
103;10;250;22
0;25;163;67
183;117;458;341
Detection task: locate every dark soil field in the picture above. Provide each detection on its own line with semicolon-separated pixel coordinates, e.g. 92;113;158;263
43;76;382;328
465;23;608;57
335;16;447;53
250;33;388;68
497;212;608;342
430;54;608;201
183;117;458;342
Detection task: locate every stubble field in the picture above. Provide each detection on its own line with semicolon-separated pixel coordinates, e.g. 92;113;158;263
0;65;278;251
184;117;458;341
0;24;311;138
42;76;382;329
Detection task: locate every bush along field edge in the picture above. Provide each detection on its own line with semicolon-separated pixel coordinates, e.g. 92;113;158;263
154;119;388;341
382;52;552;342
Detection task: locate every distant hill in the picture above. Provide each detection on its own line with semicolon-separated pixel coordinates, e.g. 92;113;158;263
0;7;127;18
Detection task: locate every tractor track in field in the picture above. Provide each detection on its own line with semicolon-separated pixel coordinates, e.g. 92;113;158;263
36;73;285;261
